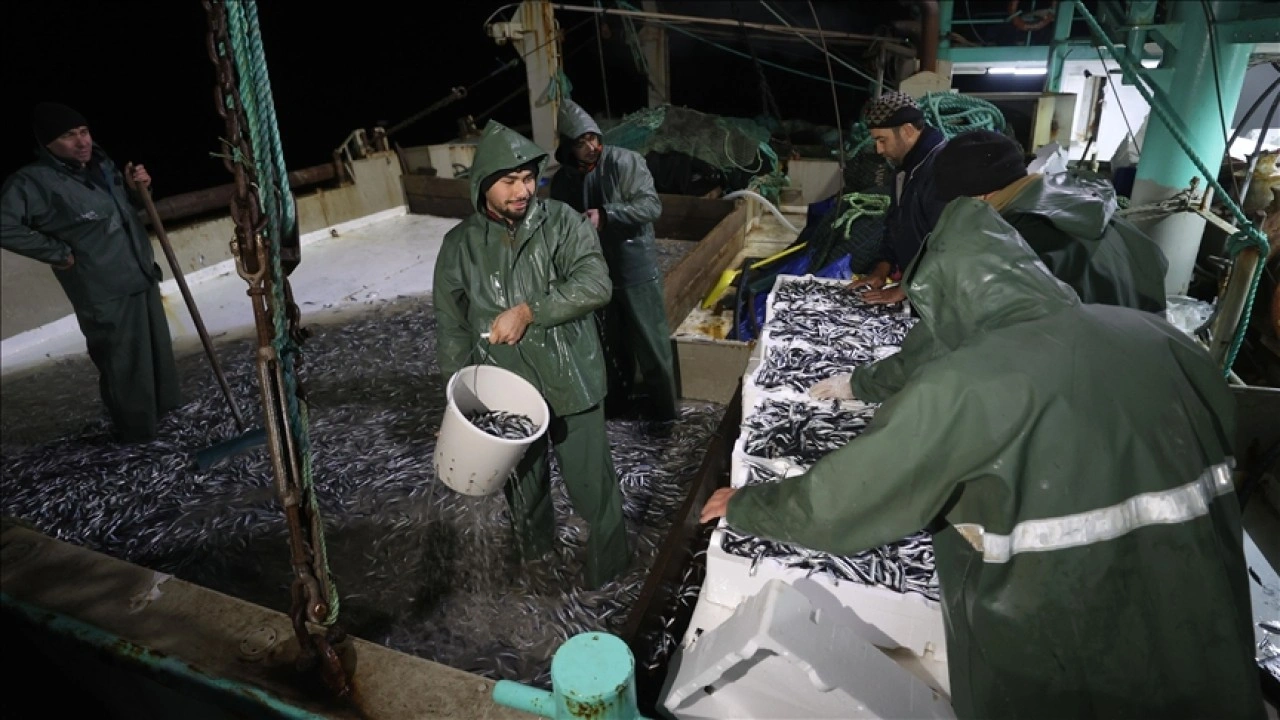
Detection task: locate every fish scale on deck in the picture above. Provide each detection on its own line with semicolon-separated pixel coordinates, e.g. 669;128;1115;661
726;276;940;602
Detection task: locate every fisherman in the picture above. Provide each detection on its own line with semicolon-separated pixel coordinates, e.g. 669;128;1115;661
433;120;631;590
849;91;949;306
814;129;1172;404
0;102;182;443
702;197;1263;720
934;129;1168;312
549;99;678;421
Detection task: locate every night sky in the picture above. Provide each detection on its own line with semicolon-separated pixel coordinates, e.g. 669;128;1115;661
1;1;1057;198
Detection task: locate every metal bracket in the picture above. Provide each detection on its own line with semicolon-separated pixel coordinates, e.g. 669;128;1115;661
489;21;526;44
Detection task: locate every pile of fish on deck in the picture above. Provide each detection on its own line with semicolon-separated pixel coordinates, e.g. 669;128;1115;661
726;276;940;601
0;299;723;688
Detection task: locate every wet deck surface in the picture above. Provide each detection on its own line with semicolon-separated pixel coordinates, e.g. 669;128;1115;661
1;210;724;688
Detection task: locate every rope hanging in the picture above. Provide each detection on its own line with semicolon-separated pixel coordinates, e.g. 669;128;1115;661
1075;0;1269;377
223;0;339;627
833;192;891;237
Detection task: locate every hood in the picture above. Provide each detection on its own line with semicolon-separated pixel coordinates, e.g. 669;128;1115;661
906;197;1079;351
1002;173;1115;240
469;120;549;214
555;99;602;166
558;99;602;141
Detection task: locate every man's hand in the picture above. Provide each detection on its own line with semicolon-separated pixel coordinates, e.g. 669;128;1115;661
584;208;601;230
700;487;738;523
810;373;854;401
489;303;534;345
53;254;75;271
849;273;886;292
862;284;906;305
123;162;152;191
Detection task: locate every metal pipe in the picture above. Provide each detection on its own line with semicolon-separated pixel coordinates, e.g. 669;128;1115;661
549;2;893;44
918;1;940;72
1;591;325;719
150;163;337;224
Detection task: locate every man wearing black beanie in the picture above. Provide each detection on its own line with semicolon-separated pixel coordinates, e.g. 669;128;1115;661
933;129;1167;313
0;102;182;443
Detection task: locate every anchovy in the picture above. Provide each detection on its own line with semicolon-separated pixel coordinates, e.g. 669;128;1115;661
742;398;875;466
0;297;725;688
730;277;940;602
466;410;538;440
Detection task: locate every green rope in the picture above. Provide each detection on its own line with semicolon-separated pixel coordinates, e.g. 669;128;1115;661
833;193;891;237
919;92;1006;137
748;170;790;203
843;93;1005;162
225;0;338;626
543;70;574;105
1075;1;1269;377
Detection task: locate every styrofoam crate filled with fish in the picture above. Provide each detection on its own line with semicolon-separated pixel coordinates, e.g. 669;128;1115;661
698;526;947;663
694;270;947;672
762;274;912;334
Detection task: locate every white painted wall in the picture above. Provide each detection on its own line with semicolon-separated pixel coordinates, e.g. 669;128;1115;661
1058;59;1152;163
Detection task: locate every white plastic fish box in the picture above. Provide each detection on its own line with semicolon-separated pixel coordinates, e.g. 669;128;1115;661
764;273;913;328
699;522;948;664
717;421;946;663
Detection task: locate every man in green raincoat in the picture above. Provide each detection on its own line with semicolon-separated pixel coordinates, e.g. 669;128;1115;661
1;102;182;443
702;198;1262;720
433;120;631;589
934;129;1167;312
549;99;678;421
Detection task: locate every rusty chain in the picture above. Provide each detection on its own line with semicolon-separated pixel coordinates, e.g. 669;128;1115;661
202;0;350;699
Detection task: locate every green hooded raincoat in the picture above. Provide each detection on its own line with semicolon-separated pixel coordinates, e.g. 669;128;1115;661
432;120;630;588
1001;173;1168;312
727;198;1262;720
550;99;678;420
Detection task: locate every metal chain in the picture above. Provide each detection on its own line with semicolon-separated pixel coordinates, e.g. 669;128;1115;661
202;0;350;699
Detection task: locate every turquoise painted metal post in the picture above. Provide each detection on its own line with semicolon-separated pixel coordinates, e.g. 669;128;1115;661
1044;2;1076;93
938;1;955;63
492;632;645;719
1130;0;1253;295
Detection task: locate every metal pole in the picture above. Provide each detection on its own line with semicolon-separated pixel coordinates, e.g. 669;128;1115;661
549;2;899;46
1044;1;1075;93
1124;0;1254;295
136;183;247;432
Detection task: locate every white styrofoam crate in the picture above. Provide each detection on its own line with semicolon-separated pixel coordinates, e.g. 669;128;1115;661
662;579;955;719
694;266;946;692
764;273;913;324
702;524;947;661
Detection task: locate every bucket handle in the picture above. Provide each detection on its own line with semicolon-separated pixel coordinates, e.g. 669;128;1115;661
465;334;550;432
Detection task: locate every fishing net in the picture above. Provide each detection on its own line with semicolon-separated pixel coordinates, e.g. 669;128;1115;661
605;105;779;189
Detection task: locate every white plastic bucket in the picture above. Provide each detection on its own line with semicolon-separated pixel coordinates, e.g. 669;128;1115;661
435;364;550;496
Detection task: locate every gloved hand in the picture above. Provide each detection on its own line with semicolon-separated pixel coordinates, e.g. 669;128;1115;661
809;373;854;400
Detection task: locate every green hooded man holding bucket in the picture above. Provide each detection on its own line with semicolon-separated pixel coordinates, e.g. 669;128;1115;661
433;120;631;590
550;99;679;421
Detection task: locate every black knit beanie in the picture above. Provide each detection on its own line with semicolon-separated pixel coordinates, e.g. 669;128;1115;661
933;130;1028;202
32;102;89;147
